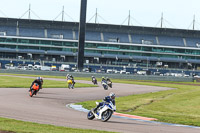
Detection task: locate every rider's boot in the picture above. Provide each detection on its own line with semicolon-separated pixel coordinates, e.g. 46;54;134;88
92;108;97;114
95;113;99;118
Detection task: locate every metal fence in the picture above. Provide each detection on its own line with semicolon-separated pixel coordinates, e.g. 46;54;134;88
0;69;194;82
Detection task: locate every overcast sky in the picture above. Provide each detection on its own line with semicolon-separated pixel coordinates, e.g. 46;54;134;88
0;0;200;30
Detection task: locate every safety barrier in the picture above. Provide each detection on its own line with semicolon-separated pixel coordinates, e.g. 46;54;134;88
0;69;194;82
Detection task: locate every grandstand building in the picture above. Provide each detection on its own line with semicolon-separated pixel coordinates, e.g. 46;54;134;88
0;17;200;71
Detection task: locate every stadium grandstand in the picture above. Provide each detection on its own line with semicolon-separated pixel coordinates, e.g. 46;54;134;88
0;17;200;74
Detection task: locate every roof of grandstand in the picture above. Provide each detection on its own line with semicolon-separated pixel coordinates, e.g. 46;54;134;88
1;17;200;38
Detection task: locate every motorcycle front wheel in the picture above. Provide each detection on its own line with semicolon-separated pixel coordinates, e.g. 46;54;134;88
103;85;108;90
87;111;95;120
101;110;113;122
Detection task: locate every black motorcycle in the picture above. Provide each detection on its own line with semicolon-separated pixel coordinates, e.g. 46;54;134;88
92;78;98;85
107;81;112;88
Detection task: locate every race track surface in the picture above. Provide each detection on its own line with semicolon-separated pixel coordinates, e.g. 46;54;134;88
0;75;199;133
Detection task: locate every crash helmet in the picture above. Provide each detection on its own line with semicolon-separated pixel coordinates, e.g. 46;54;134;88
36;77;41;80
40;77;43;83
102;77;105;80
109;92;115;100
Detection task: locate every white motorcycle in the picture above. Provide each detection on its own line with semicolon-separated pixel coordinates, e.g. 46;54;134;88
87;101;116;122
101;81;108;90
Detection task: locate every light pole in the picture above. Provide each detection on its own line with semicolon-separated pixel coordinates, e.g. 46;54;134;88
77;0;87;71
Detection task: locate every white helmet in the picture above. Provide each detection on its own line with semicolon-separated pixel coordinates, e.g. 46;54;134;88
109;92;115;99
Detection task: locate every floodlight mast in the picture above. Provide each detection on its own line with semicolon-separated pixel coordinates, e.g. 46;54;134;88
77;0;87;71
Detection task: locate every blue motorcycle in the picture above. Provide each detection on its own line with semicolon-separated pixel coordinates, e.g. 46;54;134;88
87;101;116;122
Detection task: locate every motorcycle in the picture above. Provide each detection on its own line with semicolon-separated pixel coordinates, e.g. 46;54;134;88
92;78;97;85
101;81;108;90
29;83;39;97
67;79;74;89
107;81;112;88
87;101;116;122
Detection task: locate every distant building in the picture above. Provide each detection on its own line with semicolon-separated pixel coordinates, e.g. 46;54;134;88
0;17;200;69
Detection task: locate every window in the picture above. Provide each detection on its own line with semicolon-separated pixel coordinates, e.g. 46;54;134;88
18;39;29;43
63;42;77;47
85;43;97;48
29;39;40;44
52;41;62;46
120;45;130;50
40;40;51;45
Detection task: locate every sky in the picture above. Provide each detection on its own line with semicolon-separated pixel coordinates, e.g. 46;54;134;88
0;0;200;30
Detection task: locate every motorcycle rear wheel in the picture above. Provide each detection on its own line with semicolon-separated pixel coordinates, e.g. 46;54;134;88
101;110;113;122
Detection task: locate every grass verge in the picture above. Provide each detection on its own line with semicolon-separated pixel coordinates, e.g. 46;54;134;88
1;72;199;85
0;76;96;88
0;117;116;133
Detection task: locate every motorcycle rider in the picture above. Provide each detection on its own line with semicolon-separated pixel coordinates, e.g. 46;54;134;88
91;76;97;84
91;76;96;81
106;77;112;88
29;77;43;93
106;77;112;83
92;92;116;113
66;74;75;85
101;77;107;84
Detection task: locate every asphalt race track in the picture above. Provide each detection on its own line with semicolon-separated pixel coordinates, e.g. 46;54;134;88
0;75;199;133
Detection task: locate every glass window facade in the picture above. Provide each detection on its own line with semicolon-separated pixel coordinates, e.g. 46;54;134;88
0;36;200;61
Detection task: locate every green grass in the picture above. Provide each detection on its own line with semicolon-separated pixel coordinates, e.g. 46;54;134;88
1;73;200;85
0;76;96;88
0;73;67;79
78;82;200;127
0;117;116;133
0;73;95;81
